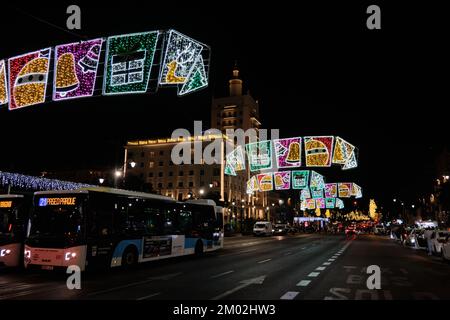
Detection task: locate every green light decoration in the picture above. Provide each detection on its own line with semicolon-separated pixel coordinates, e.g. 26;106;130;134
246;140;272;172
292;170;310;189
326;198;336;209
103;31;159;95
178;55;208;96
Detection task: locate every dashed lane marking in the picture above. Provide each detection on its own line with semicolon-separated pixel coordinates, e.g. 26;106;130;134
296;280;311;287
136;292;161;300
280;291;299;300
308;272;320;277
257;259;272;264
210;270;235;279
316;266;326;271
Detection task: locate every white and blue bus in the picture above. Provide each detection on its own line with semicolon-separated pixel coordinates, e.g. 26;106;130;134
0;194;30;268
24;187;224;271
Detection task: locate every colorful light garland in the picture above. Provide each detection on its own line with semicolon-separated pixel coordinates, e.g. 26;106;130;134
257;173;273;192
0;60;7;104
338;182;353;198
324;183;337;198
103;31;159;95
8;48;51;110
225;145;246;173
246;140;272;172
53;39;103;101
304;136;334;167
0;171;93;191
292;170;310;189
316;198;325;209
274;171;291;190
310;171;325;190
325;198;336;209
274;137;301;168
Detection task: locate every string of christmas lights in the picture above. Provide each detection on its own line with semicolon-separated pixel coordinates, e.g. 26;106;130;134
0;171;94;191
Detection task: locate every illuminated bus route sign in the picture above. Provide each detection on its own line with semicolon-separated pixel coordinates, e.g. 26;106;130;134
0;201;12;208
38;197;76;206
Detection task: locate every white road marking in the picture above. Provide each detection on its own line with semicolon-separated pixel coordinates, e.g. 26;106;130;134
284;252;292;256
332;256;338;259
211;275;266;300
280;291;299;300
316;266;326;271
296;280;311;287
328;258;336;261
210;270;235;279
308;272;320;277
323;262;332;265
257;258;272;264
136;292;161;300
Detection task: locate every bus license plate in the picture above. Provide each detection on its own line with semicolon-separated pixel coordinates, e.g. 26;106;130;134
41;265;54;270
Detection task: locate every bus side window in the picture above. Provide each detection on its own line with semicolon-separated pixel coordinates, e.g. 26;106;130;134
143;200;164;235
178;209;193;236
163;207;177;235
90;193;114;237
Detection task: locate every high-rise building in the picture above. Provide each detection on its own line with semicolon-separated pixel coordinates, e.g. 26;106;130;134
124;66;274;226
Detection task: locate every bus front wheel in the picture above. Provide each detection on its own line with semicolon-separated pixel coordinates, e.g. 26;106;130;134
122;246;138;267
195;240;204;257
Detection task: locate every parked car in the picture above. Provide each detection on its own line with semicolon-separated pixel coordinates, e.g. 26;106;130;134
404;228;427;249
430;230;450;255
253;221;273;236
374;224;386;235
273;223;288;235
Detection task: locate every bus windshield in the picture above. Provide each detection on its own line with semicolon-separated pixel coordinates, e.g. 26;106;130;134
29;195;85;246
0;199;19;241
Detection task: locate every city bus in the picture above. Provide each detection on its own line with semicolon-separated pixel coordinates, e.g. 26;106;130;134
24;187;224;271
0;194;30;268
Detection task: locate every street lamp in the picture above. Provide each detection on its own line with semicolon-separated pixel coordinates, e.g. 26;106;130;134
393;199;397;202
98;178;105;185
114;170;122;188
199;188;205;196
209;183;214;188
130;161;136;168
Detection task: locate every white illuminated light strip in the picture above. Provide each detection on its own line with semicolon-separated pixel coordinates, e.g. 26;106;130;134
8;48;51;110
158;29;205;86
0;60;8;104
102;31;160;95
52;38;104;101
304;136;335;167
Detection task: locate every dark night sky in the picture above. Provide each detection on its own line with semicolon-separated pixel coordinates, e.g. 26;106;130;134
0;1;448;208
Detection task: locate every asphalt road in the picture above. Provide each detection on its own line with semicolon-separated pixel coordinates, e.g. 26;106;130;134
0;233;449;300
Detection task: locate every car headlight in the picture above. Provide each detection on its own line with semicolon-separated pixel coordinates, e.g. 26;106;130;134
0;249;12;257
65;252;77;261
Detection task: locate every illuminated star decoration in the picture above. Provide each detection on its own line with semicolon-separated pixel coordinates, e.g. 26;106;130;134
103;31;159;95
257;173;273;192
8;48;51;110
274;171;291;190
0;171;93;191
53;38;103;101
274;137;302;168
0;60;8;104
304;136;334;167
159;30;209;96
246;140;272;172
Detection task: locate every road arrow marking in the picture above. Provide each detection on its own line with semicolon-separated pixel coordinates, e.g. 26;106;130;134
211;275;266;300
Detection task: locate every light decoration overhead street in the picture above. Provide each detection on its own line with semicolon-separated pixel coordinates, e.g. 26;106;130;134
0;60;7;104
0;171;93;191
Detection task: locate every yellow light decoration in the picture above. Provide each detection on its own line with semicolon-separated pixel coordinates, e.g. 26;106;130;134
0;60;7;104
55;53;79;96
165;60;186;83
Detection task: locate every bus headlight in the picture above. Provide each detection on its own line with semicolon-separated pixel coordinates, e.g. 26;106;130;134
65;252;77;261
0;249;11;257
24;249;31;259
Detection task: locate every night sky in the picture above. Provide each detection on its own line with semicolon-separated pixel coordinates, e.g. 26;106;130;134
0;1;447;208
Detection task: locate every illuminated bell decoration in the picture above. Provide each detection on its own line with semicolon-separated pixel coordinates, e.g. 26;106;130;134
55;53;79;96
14;57;49;108
78;44;101;73
286;142;300;163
